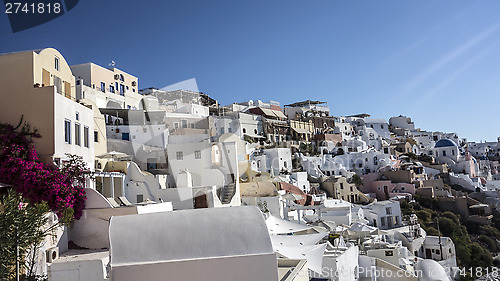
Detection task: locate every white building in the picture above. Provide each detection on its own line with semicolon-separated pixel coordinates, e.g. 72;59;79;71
362;200;402;230
0;48;95;169
355;118;391;140
433;139;479;176
319;199;357;225
290;172;311;193
333;148;396;175
166;134;243;207
334;120;355;139
214;111;264;139
251;148;292;175
418;236;457;270
389;115;415;131
71;62;143;110
108;206;279;281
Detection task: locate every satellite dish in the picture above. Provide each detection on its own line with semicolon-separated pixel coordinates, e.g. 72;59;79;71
109;61;116;68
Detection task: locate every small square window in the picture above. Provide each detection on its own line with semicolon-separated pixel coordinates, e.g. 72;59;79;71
176;151;183;160
195;150;201;159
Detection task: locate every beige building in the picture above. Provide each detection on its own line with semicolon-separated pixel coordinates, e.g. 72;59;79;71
71;62;143;110
0;48;95;168
321;176;371;204
289;120;314;142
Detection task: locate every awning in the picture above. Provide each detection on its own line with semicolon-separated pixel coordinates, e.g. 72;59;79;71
270;231;327;248
273;110;287;119
274;243;327;273
259;107;287;119
292;127;312;134
265;215;313;235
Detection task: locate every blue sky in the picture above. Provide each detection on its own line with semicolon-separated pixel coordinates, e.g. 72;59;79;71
1;0;499;142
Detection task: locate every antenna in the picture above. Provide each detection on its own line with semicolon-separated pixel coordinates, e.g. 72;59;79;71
437;217;444;260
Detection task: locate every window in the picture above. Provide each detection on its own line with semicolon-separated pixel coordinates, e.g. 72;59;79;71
340;183;344;189
254;129;258;134
386;207;392;214
195;150;201;159
228;127;232;133
84;126;89;148
109;85;115;93
120;84;125;96
119;74;125;82
442;151;446;156
54;56;59;71
76;112;79;121
381;217;386;226
100;82;105;92
435;249;440;255
243;128;246;134
75;123;81;146
94;131;99;142
176;151;183;160
64;120;71;144
174;122;179;129
385;250;393;256
137;194;143;203
181;120;188;128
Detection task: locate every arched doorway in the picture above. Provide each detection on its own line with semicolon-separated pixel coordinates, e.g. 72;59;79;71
194;191;208;209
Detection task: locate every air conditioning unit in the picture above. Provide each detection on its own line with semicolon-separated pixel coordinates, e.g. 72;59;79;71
114;74;120;80
46;247;59;263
